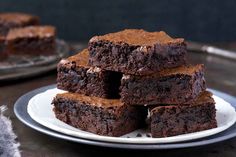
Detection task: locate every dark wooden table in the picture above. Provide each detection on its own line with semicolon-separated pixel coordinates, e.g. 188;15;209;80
1;43;236;157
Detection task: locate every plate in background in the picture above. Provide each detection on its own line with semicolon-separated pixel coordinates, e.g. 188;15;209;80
0;39;69;82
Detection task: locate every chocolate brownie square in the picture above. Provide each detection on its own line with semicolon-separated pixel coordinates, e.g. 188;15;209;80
120;64;206;105
57;49;122;98
88;29;187;75
52;92;147;137
149;91;217;137
0;12;39;35
6;26;56;55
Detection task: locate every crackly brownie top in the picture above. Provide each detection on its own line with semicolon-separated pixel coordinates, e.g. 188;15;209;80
6;26;55;40
89;29;184;46
67;49;88;66
150;91;215;113
55;92;124;108
122;64;204;79
59;49;103;73
59;49;96;70
189;91;215;105
157;64;204;76
0;12;38;24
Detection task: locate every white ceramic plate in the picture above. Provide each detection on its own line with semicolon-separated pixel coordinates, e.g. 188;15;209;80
27;88;236;144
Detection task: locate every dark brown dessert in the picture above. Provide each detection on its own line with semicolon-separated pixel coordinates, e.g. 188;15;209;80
120;64;206;105
88;29;187;75
0;12;39;36
52;92;147;137
6;26;56;55
149;91;217;137
0;35;7;60
57;49;122;98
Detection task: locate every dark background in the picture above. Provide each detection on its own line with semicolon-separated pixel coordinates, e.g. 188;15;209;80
1;0;236;42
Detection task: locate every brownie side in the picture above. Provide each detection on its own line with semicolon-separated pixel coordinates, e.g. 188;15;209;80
0;36;7;60
120;65;206;105
6;26;56;55
6;36;55;55
52;94;147;137
88;32;186;75
149;94;217;137
57;58;122;98
0;13;39;36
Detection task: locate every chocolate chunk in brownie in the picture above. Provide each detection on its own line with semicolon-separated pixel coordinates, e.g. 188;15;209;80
52;92;147;137
0;12;39;36
6;26;56;55
88;29;186;75
57;49;122;98
120;64;206;105
149;91;217;137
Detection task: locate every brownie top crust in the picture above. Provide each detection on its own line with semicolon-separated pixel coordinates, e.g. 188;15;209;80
157;64;204;76
6;26;56;40
89;29;184;46
67;49;88;66
58;49;95;70
0;12;39;24
55;92;124;108
195;90;214;104
150;91;215;113
122;64;204;79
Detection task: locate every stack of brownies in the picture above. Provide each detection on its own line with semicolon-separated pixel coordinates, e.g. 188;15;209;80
0;12;56;60
53;29;217;137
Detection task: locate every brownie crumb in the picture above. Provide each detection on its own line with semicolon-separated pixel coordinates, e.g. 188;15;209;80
136;133;142;137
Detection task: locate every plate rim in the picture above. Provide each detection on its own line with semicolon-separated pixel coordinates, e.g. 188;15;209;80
14;84;236;149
